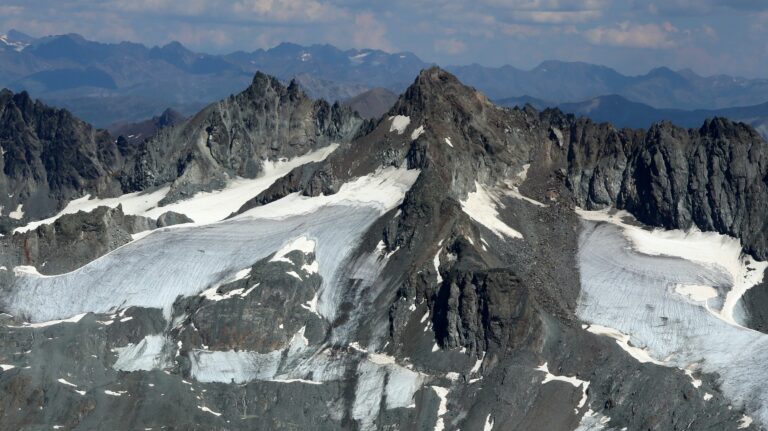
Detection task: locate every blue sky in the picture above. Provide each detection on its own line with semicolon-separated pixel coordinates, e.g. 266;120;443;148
1;0;767;77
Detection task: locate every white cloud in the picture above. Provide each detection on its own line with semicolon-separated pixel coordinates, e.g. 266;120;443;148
434;38;467;55
0;5;24;15
231;0;347;23
514;10;602;23
501;23;542;37
479;0;610;10
638;0;768;15
584;21;677;48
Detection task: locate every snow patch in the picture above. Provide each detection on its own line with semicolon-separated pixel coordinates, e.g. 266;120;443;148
57;378;77;387
433;250;443;284
461;182;522;239
8;204;23;220
431;386;450;431
411;125;425;140
739;415;753;429
535;362;590;410
271;236;316;263
484;414;494;431
199;268;254;302
574;409;611;431
389;115;411;134
7;312;87;328
585;324;664;365
198;405;222;416
300;293;320;315
113;335;170;372
470;352;485;374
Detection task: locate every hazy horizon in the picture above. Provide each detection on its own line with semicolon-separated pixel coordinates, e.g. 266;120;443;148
1;1;766;78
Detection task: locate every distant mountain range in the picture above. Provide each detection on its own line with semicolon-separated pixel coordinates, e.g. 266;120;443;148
498;94;768;139
2;30;768;130
341;87;399;119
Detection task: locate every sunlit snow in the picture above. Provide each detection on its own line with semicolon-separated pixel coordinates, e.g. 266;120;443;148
7;165;420;323
460;182;522;239
389;115;411;135
15;144;340;233
577;209;768;426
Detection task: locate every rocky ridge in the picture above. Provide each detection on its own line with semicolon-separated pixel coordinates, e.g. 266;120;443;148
0;67;765;430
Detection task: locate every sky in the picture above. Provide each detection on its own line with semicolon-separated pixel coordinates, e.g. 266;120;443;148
1;0;767;78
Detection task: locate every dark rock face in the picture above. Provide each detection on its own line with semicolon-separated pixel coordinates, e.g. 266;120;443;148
557;113;768;259
155;211;193;227
432;269;542;353
0;90;125;225
120;72;365;204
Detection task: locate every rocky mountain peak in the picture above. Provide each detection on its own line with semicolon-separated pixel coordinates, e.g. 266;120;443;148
391;66;491;120
120;70;365;204
698;116;761;140
249;70;282;92
155;108;184;128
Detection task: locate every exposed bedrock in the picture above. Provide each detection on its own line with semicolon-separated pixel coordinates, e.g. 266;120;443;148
0;204;155;275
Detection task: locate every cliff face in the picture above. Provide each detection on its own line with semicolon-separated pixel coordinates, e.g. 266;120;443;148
0;90;124;225
556;112;768;258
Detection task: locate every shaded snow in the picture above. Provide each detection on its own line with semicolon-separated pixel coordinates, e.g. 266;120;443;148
113;335;171;372
574;409;611;431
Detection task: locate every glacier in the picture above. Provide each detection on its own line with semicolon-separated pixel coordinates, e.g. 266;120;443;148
5;165;421;324
577;211;768;426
